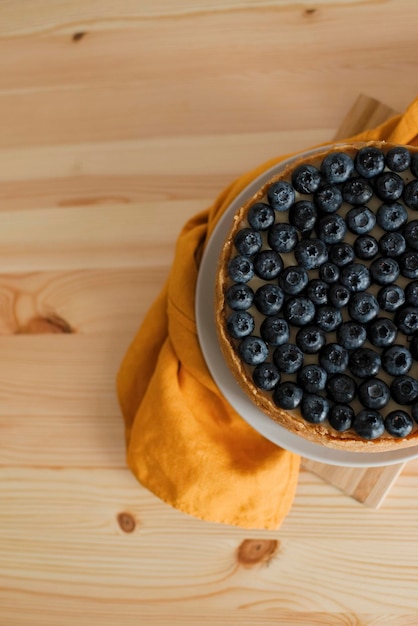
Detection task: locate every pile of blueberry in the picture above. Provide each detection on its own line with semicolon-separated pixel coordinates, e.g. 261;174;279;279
224;145;418;441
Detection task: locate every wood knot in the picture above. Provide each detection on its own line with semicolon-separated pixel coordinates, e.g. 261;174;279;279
237;539;279;568
72;31;87;42
304;7;317;15
18;315;74;335
117;512;136;533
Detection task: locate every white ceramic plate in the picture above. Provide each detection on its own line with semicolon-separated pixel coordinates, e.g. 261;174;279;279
195;150;418;467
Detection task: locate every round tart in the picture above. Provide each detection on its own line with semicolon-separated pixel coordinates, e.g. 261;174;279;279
215;141;418;451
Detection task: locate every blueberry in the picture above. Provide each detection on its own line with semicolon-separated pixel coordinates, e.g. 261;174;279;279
405;280;418;306
254;284;285;316
367;317;397;348
247;202;275;230
319;343;349;375
267;181;295;211
353;410;385;440
260;316;290;347
238;336;268;365
358;378;390;409
228;256;254;283
316;214;347;244
390;375;418;405
354;146;385;178
374;172;404;201
295;325;326;354
346;205;376;235
348;292;380;323
342;178;373;205
326;374;356;404
306;279;328;305
412;403;418;423
319;261;340;284
336;321;367;350
273;381;303;410
226;283;254;310
403;220;418;250
279;266;309;295
369;257;400;285
226;311;255;339
328;404;354;432
252;362;281;391
297;364;327;393
291;164;322;194
386;146;411;172
268;223;299;253
376;202;408;231
313;184;343;213
353;235;379;260
378;232;406;258
301;393;330;424
234;228;263;256
328;284;350;308
348;347;381;379
329;242;355;267
289;201;317;234
321;151;354;184
382;344;412;376
294;239;328;270
385;410;414;438
283;296;316;327
315;306;343;332
253;250;283;280
411;153;418;178
403;180;418;210
377;285;405;312
399;251;418;279
395;306;418;335
340;263;370;292
410;335;418;361
273;343;304;374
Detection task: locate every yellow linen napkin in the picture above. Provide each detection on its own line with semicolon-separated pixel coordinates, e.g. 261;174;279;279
117;96;418;530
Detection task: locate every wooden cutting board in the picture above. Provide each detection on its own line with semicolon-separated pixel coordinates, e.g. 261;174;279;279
301;94;405;508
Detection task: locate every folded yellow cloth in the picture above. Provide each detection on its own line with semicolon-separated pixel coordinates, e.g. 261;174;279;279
117;96;418;530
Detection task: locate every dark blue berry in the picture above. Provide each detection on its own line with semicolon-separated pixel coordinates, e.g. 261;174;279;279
354;146;385;178
289;201;317;234
273;381;303;410
405;280;418;306
315;306;343;332
228;256;254;283
348;347;381;379
374;172;404;201
234;228;263;256
226;311;255;339
399;251;418;279
385;410;414;438
358;378;390;409
319;343;349;375
377;285;405;312
367;317;397;348
410;335;418;361
353;410;385;440
238;336;268;365
386;146;411;172
348;292;380;323
326;374;356;403
301;393;330;424
403;180;418;210
382;344;412;376
353;235;379;260
328;404;354;432
260;316;290;347
247;202;275;230
390;375;418;405
376;202;408;231
267;181;295;211
294;239;328;270
268;223;299;253
273;343;304;374
253;250;283;280
369;257;400;285
378;232;406;258
336;321;367;350
316;214;347;244
342;177;373;205
346;205;376;235
283;296;316;327
328;284;350;308
319;261;340;284
403;220;418;250
279;266;308;295
412;403;418;424
292;164;322;194
306;279;328;305
340;263;370;292
295;325;326;354
226;283;254;310
321;151;354;184
254;284;285;316
252;362;281;391
411;153;418;178
395;306;418;335
313;184;343;213
329;242;355;267
297;364;327;393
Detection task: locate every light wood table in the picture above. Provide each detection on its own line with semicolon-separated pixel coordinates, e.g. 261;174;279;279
1;2;418;624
